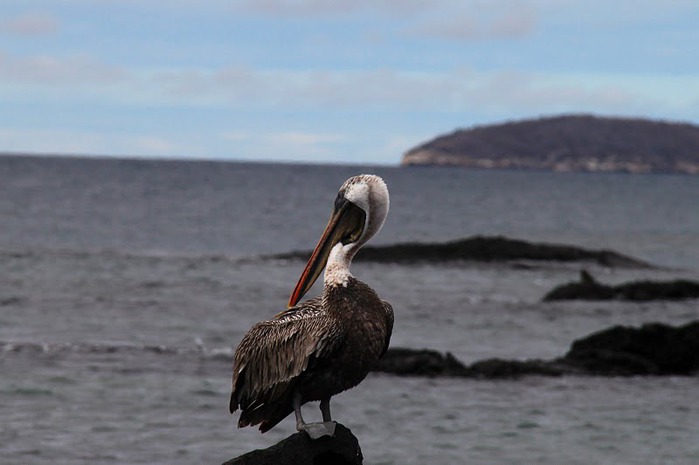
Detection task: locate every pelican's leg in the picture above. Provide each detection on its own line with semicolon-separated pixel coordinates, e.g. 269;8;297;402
294;392;335;439
320;398;332;422
293;391;306;432
319;398;336;436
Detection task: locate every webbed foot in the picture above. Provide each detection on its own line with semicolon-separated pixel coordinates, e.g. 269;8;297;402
301;421;337;439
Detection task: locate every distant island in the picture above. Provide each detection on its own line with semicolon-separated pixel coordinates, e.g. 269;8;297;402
402;114;699;174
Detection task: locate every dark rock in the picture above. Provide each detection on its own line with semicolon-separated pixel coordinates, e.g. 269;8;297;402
562;321;699;375
357;236;649;268
271;236;651;268
376;320;699;379
544;270;699;301
543;270;617;301
376;349;569;379
222;423;362;465
462;358;568;378
615;280;699;300
374;347;469;376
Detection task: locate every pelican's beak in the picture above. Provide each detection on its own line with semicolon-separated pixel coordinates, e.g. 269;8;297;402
287;199;365;308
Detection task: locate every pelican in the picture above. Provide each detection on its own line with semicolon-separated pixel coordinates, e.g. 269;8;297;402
229;174;393;439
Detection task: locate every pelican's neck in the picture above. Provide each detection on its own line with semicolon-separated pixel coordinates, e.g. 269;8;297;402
324;242;357;288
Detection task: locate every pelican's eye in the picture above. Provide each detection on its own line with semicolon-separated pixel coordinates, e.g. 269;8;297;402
333;192;346;212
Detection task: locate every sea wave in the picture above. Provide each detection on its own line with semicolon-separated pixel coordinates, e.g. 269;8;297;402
0;340;234;360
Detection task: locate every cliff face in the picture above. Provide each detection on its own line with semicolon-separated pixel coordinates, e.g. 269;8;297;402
402;115;699;174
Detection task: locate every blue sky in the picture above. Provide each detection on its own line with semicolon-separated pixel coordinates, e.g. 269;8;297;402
1;1;698;165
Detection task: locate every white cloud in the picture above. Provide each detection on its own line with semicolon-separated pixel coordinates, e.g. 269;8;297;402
235;0;539;41
138;65;652;114
405;4;538;41
0;12;59;36
2;48;694;118
0;51;126;86
0;128;201;158
235;0;453;17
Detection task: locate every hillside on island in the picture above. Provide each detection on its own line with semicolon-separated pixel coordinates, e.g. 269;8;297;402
402;115;699;174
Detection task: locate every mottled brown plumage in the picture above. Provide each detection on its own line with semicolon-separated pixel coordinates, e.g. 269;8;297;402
229;174;393;435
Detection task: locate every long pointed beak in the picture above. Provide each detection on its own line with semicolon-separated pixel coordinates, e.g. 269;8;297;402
287;200;364;308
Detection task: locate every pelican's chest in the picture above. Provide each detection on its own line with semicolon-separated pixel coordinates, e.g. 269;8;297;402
325;279;390;363
299;278;392;399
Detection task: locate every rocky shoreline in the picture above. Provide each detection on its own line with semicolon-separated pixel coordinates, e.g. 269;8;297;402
375;320;699;378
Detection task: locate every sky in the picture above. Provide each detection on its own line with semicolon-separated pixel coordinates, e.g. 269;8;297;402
1;1;698;165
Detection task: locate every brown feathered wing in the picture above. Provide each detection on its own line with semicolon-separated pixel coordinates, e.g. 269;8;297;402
229;297;345;432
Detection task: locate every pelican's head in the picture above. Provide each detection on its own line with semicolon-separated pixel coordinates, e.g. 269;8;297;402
288;174;389;307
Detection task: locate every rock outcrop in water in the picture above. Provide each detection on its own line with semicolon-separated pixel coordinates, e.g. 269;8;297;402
562;321;699;376
401;114;699;174
543;270;699;301
221;423;362;465
376;321;699;378
270;235;651;268
375;348;566;378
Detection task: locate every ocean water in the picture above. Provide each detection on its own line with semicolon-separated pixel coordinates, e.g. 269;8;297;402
1;155;698;465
